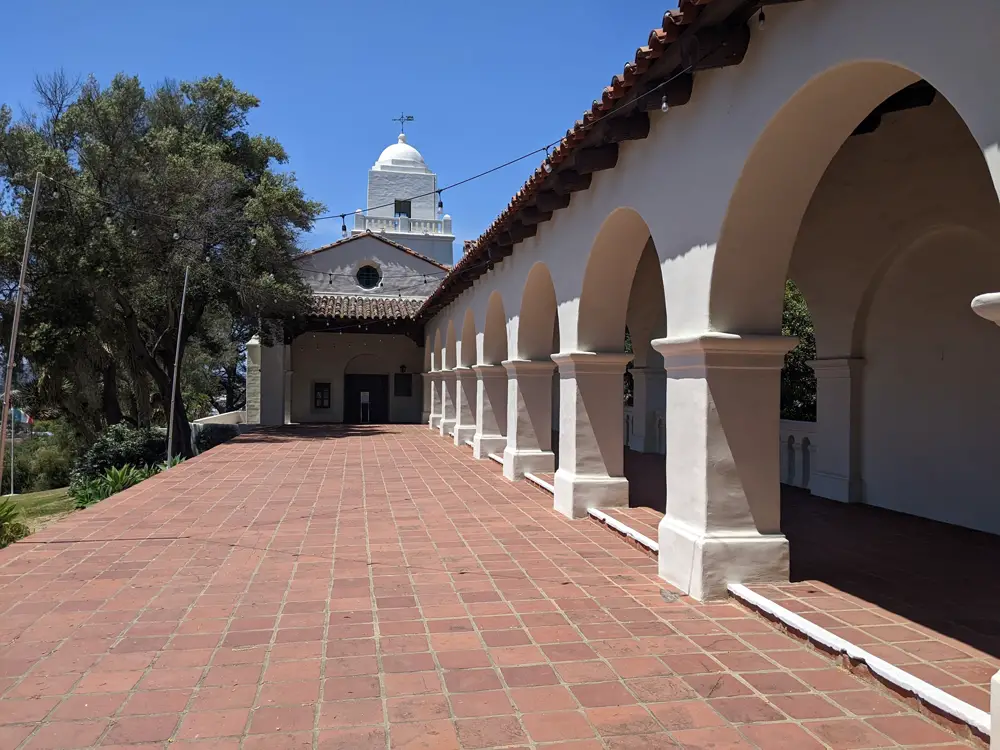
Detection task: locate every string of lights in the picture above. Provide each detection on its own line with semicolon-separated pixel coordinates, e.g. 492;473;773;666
26;57;701;244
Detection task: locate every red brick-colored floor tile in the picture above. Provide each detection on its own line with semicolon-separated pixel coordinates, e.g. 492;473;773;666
387;694;451;722
0;427;980;749
176;709;250;739
741;722;827;749
586;705;661;736
571;681;638;708
22;719;107;749
104;714;179;744
390;719;461;750
455;715;526;748
317;726;387;750
449;690;515;717
865;715;958;745
522;710;595;742
804;718;895;748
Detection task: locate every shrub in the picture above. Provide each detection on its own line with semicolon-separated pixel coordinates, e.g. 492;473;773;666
71;423;167;485
194;424;240;454
0;499;30;547
29;445;72;490
71;463;158;509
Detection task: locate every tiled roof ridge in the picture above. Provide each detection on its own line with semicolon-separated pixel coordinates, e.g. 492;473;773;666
310;293;424;321
297;230;452;271
417;0;770;319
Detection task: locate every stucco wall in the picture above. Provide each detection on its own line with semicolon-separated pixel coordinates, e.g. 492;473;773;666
296;235;442;297
791;97;1000;534
368;170;436;220
387;233;455;268
290;333;424;424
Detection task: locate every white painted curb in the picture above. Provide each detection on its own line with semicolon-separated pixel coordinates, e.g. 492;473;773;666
587;508;660;553
524;472;555;494
728;583;991;739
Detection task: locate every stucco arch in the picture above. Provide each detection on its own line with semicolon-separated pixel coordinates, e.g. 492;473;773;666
577;208;657;352
517;262;559;360
459;309;476;367
710;60;999;334
344;353;391;375
482;291;508;365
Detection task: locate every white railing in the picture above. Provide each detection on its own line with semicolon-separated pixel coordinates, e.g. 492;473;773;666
354;214;452;235
194;410;246;425
780;419;816;489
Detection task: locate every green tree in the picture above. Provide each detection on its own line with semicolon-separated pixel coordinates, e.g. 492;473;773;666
0;72;321;454
781;279;817;421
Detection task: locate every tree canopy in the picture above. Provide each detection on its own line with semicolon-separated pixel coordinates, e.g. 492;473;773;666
781;279;817;421
0;72;322;454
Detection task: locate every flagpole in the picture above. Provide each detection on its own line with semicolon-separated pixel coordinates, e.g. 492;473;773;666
0;172;42;492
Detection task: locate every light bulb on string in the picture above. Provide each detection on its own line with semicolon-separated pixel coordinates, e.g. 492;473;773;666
437;192;444;215
249;238;257;247
542;146;553;174
130;227;138;237
661;95;670;114
757;8;766;29
173;230;180;241
52;189;59;199
340;215;348;238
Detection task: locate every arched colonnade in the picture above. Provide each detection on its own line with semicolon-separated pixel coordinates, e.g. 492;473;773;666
423;0;1000;600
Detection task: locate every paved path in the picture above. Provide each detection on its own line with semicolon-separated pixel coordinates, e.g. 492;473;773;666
0;426;977;748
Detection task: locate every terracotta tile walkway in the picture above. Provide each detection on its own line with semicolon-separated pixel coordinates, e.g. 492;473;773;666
0;425;980;749
751;489;1000;713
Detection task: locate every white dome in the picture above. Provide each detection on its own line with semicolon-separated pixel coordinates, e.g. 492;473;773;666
373;133;429;172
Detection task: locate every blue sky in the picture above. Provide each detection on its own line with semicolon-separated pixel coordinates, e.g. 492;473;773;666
1;0;674;263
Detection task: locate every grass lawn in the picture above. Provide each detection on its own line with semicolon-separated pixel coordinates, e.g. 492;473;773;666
8;487;74;529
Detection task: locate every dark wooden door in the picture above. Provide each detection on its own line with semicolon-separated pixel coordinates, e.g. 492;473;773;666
344;374;390;423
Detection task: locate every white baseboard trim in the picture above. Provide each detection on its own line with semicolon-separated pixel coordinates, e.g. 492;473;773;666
587;508;659;553
487;453;504;465
728;583;990;739
524;472;555;494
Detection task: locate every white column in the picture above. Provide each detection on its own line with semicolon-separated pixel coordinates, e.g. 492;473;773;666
629;366;666;453
282;344;293;425
552;352;632;519
421;372;433;426
808;358;864;502
472;364;507;459
245;336;261;424
501;360;556;480
453;367;477;446
990;669;999;748
439;370;456;437
653;333;796;601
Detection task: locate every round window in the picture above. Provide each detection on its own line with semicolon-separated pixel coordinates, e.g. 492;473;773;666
356;265;381;289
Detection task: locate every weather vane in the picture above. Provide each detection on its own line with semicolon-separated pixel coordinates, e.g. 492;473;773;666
392;112;414;134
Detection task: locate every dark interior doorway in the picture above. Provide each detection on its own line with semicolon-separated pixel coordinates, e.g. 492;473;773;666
344;374;390;424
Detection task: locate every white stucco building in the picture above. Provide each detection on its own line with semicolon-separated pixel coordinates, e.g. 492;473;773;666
254;0;1000;607
248;133;453;426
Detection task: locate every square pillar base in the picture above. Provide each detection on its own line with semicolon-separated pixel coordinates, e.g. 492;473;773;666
553;469;628;519
453;425;476;447
503;447;554;481
658;516;789;602
439;418;456;438
429;414;442;430
473;434;506;460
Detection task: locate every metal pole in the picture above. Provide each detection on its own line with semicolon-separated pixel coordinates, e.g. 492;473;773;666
9;406;13;496
0;172;42;490
166;265;190;464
